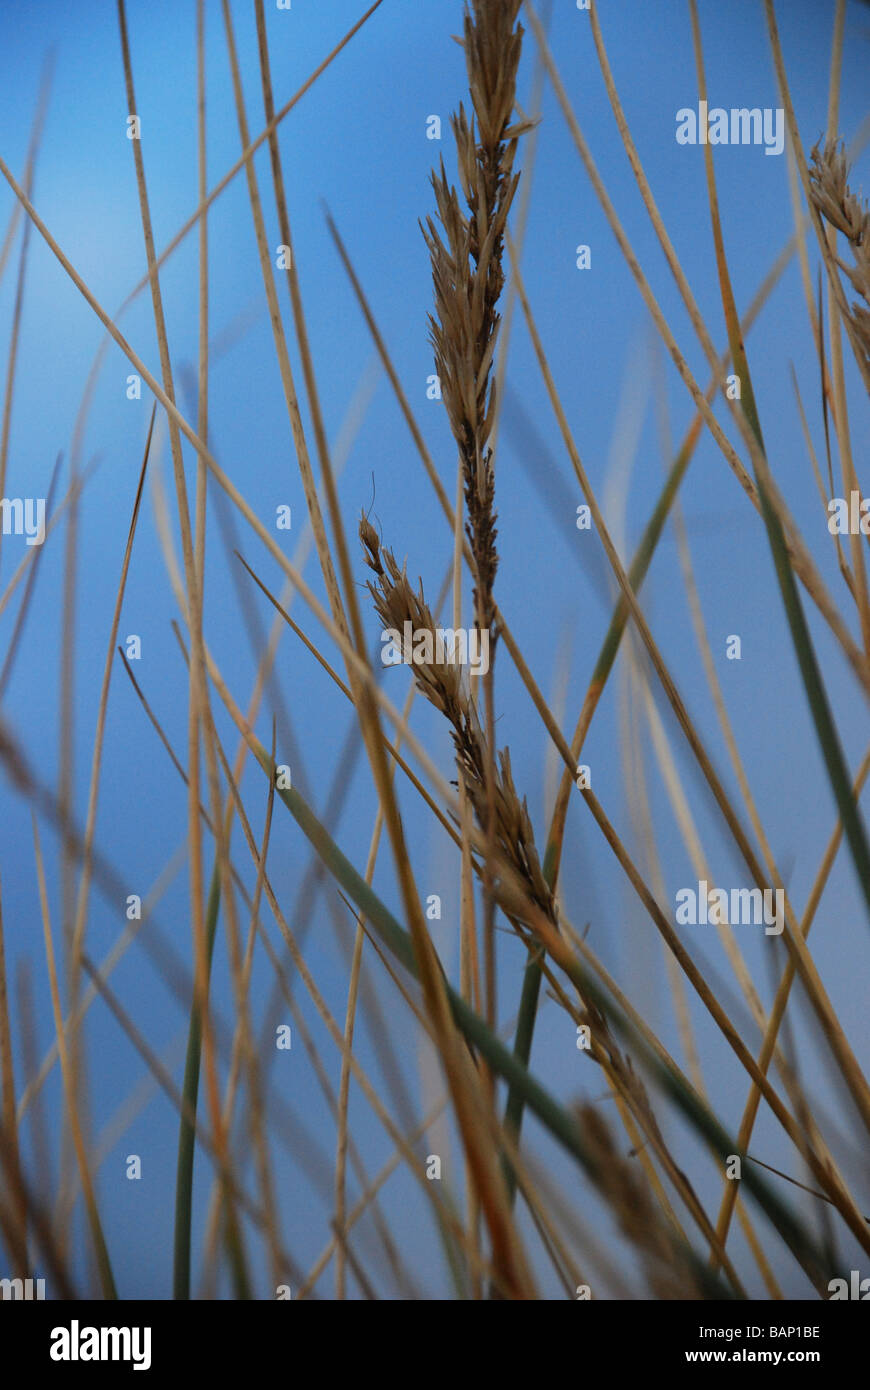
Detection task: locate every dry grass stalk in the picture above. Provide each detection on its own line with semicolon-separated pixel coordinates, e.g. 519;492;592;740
577;1105;704;1300
421;0;534;1054
421;0;528;631
809;138;870;373
361;518;553;918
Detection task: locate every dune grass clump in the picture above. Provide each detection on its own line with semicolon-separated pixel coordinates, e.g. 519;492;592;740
0;0;868;1304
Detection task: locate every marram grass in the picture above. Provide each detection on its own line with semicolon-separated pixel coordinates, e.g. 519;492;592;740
0;0;868;1306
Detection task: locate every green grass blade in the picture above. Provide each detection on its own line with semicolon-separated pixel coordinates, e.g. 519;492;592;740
173;863;221;1300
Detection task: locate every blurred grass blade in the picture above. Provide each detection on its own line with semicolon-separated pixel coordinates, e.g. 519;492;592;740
173;863;220;1300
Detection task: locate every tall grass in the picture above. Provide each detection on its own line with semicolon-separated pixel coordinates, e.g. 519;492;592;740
0;0;868;1299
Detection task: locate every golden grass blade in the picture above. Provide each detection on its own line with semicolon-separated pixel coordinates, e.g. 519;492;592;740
33;816;117;1299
